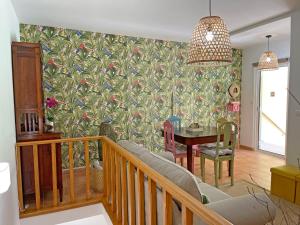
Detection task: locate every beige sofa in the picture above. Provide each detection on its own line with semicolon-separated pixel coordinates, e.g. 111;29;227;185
117;140;276;225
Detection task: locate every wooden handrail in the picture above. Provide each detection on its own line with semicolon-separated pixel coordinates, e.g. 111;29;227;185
16;136;104;147
261;112;286;135
16;135;232;224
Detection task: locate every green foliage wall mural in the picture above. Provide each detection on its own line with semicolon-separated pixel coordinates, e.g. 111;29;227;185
20;24;242;167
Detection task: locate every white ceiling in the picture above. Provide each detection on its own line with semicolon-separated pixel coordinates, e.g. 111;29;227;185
12;0;298;48
231;17;291;48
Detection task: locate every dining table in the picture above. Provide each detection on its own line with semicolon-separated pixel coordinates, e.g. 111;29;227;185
161;126;223;173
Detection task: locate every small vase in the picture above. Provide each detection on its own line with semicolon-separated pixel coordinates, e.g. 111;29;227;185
45;120;54;132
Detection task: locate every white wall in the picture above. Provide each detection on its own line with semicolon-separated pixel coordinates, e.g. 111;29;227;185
240;38;290;148
0;0;20;224
286;10;300;166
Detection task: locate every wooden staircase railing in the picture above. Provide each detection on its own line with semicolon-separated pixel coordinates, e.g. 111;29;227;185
16;136;232;225
16;136;104;218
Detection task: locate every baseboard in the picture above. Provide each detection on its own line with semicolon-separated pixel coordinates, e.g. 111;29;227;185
239;145;256;151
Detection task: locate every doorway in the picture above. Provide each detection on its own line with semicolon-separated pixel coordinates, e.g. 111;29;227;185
258;66;289;155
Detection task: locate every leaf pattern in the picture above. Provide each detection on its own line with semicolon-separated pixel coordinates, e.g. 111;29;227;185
20;24;242;167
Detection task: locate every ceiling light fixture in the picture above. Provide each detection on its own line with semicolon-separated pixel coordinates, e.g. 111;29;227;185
187;0;232;67
258;35;279;71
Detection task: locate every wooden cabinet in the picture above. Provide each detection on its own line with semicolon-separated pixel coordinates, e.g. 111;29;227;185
12;42;44;138
12;42;63;202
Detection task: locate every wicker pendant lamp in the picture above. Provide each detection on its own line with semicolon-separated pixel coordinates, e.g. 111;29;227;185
187;0;232;67
258;35;279;71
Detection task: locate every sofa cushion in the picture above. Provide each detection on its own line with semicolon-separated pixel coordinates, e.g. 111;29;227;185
206;193;276;225
196;178;231;203
118;140;203;203
201;148;232;157
141;150;203;203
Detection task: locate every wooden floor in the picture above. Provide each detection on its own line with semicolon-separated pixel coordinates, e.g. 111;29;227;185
25;168;102;210
188;147;285;190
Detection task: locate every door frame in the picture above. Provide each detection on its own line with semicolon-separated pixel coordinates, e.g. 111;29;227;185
253;60;290;154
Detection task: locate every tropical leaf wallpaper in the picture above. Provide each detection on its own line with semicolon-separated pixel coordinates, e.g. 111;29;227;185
20;24;242;167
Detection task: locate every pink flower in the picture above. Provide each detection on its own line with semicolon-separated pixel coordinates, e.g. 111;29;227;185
46;97;58;108
79;43;85;49
196;96;204;102
132;47;140;55
108;63;115;70
110;95;117;102
48;59;55;65
82;112;90;121
132;112;142;119
196;69;203;76
132;80;142;88
80;79;87;85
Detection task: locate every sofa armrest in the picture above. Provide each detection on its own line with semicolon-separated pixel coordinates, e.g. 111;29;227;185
206;193;276;225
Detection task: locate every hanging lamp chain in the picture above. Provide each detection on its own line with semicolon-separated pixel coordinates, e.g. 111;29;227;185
209;0;212;16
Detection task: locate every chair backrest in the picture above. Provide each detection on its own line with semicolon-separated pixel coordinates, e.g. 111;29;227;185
216;121;238;155
163;120;176;154
168;115;181;131
216;117;228;131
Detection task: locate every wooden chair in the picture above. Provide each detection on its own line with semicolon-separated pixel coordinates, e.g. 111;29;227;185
163;120;197;172
200;122;238;187
201;117;228;148
168;116;201;156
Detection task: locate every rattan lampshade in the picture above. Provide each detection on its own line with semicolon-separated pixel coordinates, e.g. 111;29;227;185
188;0;232;67
258;51;279;71
188;16;232;66
258;35;279;70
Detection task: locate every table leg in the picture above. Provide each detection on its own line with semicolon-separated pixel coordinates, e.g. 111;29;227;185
186;145;193;173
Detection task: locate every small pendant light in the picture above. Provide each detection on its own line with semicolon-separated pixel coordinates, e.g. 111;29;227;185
258;35;279;71
187;0;232;67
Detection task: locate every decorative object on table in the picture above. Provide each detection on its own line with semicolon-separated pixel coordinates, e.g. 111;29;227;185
0;162;10;194
258;35;279;71
163;120;196;171
167;115;181;131
200;121;238;187
188;0;232;66
228;82;241;99
186;123;203;132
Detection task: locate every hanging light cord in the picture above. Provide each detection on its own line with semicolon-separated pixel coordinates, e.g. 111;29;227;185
209;0;212;16
266;35;272;51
